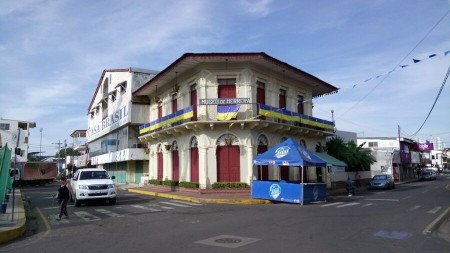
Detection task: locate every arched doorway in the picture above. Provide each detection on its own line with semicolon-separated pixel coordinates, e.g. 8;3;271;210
172;141;179;181
257;135;269;180
190;137;199;183
157;144;163;180
216;134;240;182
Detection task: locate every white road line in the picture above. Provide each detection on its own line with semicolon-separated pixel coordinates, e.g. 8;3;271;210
402;196;411;200
421;190;429;193
171;200;203;206
43;204;74;210
131;204;161;212
321;202;344;207
160;201;191;208
427;206;442;214
94;209;124;217
74;211;101;222
407;205;421;212
364;199;399;202
336;203;360;208
49;214;70;224
361;203;373;207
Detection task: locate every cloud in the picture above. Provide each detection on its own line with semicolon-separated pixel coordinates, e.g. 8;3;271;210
239;0;273;17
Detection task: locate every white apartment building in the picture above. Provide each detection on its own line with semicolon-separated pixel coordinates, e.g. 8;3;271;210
0;118;36;162
135;53;338;189
87;68;158;184
357;137;420;181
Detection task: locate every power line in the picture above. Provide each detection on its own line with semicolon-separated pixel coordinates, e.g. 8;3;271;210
339;9;450;117
408;65;450;138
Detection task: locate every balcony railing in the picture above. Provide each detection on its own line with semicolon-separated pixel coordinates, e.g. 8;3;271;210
139;104;334;135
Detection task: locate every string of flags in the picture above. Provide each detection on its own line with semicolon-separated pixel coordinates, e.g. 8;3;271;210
350;50;450;89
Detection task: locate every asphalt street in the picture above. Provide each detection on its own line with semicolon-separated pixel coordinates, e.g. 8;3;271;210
0;175;449;253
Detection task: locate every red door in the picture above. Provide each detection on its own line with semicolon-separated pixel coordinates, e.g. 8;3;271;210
280;166;289;180
279;90;286;109
190;89;197;121
172;150;179;181
157;152;163;180
257;83;265;119
216;146;240;182
218;85;236;98
172;95;178;114
257;146;268;180
158;105;162;119
190;147;199;183
297;95;304;114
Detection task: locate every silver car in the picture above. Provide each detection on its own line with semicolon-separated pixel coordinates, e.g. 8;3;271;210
368;174;395;190
420;170;437;181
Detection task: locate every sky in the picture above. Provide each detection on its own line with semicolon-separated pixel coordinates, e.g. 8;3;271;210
0;0;449;156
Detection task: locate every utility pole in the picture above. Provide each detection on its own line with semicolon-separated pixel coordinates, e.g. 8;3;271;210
39;128;42;160
64;139;67;174
12;128;21;221
398;125;402;182
52;140;63;174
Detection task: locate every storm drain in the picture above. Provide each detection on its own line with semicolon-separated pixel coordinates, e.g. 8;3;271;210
195;235;260;248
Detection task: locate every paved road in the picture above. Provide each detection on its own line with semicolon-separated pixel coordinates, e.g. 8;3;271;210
1;175;449;253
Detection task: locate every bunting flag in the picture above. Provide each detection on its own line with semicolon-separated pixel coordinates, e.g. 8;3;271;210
139;106;194;134
349;49;449;89
258;104;335;131
217;104;240;121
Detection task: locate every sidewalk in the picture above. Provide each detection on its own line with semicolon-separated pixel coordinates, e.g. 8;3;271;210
0;189;26;245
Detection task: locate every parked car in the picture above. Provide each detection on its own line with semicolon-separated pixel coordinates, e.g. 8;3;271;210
368;174;395;190
70;168;117;207
420;170;437;181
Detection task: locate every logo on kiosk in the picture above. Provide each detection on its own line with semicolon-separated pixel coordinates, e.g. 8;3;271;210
275;146;290;158
269;184;281;199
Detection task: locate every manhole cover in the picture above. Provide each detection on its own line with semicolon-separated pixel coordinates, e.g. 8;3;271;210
195;235;260;248
214;238;242;244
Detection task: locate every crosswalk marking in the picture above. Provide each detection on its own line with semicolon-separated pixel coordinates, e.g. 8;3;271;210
131;204;161;212
160;201;191;208
50;214;70;224
171;200;203;206
427;206;442;214
94;209;123;217
74;211;101;222
407;205;421;212
336;203;360;208
321;202;344;207
361;203;373;207
43;204;74;210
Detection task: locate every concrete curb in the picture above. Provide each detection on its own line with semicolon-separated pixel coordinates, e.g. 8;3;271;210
0;190;26;245
127;189;272;205
423;206;450;235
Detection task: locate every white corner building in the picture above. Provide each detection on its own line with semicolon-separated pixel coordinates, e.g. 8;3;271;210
87;68;158;184
0;118;36;162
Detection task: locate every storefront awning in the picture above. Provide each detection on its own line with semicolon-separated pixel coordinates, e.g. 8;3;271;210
313;152;347;167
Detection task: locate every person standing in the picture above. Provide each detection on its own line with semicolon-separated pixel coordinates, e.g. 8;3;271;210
57;177;70;220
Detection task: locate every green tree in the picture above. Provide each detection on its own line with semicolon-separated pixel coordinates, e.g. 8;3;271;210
343;141;376;171
326;137;376;172
325;137;346;161
55;147;80;157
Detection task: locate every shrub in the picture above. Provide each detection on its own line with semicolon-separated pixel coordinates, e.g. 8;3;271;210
162;180;179;187
148;179;162;185
211;182;249;189
179;181;200;189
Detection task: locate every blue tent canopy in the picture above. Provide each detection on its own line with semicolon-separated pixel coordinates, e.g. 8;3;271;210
253;138;326;167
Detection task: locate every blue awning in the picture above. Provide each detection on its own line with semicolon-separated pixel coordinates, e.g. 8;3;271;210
253;138;326;167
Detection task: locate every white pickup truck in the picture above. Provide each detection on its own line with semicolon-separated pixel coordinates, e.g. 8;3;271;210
70;168;117;206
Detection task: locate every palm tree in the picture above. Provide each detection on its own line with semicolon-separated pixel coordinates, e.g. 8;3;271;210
344;141;376;171
326;137;376;171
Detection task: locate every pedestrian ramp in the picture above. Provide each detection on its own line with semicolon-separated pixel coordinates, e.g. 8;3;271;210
48;200;203;225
